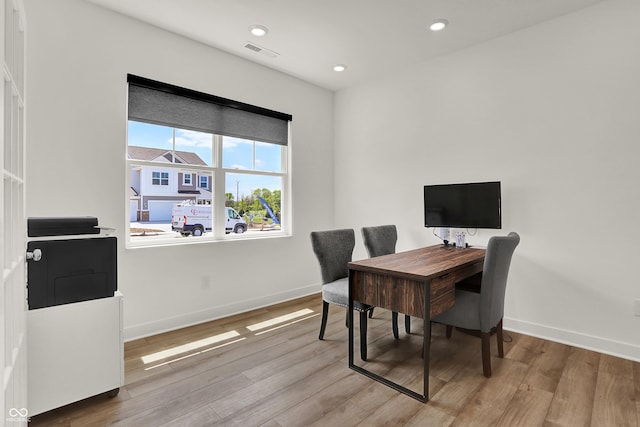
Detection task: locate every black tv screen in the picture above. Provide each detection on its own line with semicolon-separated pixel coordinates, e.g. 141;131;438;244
424;181;501;229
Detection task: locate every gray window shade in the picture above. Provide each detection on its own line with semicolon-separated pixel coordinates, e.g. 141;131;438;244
127;75;291;146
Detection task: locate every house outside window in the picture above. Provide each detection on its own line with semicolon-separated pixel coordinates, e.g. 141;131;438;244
126;74;292;246
152;171;169;186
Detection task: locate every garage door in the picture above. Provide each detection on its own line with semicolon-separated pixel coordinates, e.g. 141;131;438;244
148;200;176;221
130;200;139;222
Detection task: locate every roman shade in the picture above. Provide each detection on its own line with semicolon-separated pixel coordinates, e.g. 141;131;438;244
127;74;292;146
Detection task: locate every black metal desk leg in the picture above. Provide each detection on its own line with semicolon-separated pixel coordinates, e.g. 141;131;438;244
348;271;354;367
423;281;431;400
348;275;430;402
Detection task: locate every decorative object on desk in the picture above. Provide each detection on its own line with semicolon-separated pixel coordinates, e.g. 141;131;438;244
361;225;411;336
432;232;520;377
455;231;466;248
438;227;450;243
310;229;373;360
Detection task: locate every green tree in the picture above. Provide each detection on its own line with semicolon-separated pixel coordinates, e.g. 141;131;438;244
225;192;234;207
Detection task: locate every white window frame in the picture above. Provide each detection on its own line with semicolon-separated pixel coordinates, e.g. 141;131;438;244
126;126;290;248
183;173;192;186
151;171;169;186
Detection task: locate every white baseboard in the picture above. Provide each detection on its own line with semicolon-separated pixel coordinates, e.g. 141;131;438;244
124;284;320;342
504;317;640;363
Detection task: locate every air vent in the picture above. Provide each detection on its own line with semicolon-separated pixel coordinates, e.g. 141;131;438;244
243;42;279;58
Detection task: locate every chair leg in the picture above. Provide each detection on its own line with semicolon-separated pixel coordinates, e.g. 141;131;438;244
392;312;399;339
405;315;411;334
446;325;453;338
481;331;492;377
360;311;368;361
369;307;375;318
319;301;329;340
496;319;504;358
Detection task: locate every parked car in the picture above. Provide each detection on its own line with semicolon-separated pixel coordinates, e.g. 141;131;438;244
171;203;247;236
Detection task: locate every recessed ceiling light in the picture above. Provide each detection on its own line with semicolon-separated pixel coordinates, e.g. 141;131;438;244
333;64;347;72
430;19;449;32
249;24;268;37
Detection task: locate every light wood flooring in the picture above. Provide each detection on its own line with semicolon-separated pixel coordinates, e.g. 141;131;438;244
31;293;640;426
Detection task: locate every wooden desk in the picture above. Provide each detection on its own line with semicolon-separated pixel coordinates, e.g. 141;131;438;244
348;244;485;402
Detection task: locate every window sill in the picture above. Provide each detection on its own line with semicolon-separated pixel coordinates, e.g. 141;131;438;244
125;229;291;249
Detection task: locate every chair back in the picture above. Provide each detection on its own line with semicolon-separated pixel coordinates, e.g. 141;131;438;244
310;229;355;284
361;225;397;258
480;232;520;332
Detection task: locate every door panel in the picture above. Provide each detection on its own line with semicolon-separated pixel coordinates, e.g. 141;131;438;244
2;0;28;421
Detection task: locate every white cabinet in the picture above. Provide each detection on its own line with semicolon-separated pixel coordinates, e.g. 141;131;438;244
27;292;124;416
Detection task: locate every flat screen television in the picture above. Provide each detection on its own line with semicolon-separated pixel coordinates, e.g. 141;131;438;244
424;181;501;229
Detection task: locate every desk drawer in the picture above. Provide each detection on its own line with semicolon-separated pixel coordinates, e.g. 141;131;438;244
430;274;455;317
451;260;484;283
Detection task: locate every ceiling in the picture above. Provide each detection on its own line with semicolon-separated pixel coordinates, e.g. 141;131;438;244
86;0;605;91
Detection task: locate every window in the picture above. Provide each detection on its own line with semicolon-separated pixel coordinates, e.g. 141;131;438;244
126;75;292;245
152;171;169;186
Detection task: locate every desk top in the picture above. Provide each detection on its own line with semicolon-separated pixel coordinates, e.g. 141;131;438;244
349;244;486;282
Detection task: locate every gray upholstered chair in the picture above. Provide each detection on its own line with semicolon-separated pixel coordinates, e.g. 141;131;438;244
361;225;411;338
432;232;520;377
310;229;372;360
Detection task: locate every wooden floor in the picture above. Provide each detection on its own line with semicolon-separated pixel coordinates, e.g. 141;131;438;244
31;293;640;426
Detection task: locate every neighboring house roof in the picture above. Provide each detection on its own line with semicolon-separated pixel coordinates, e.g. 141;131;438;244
198;188;212;200
128;145;207;166
130;187;139;196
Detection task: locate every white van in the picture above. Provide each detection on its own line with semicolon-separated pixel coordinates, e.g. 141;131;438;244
171;203;247;236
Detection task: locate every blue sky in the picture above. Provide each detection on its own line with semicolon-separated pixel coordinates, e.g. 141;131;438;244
128;121;282;198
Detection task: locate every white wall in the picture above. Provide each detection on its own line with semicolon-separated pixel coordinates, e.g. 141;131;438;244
335;0;640;361
24;0;335;339
25;0;640;361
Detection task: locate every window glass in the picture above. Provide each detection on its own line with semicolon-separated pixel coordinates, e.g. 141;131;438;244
173;129;213;167
222;137;253;170
255;141;283;173
221;137;283;172
128;122;287;244
128;121;173;154
226;172;282;232
151;171;169;186
128;121;213;167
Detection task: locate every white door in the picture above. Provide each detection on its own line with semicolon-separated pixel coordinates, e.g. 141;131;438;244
129;199;138;222
2;0;28;423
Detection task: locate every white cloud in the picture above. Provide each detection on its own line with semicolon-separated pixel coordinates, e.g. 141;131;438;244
223;137;252;151
173;129;214;148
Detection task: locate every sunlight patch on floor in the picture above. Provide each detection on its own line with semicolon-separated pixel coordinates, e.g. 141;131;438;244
246;308;315;332
143;337;247;370
141;330;241;364
254;313;320;335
